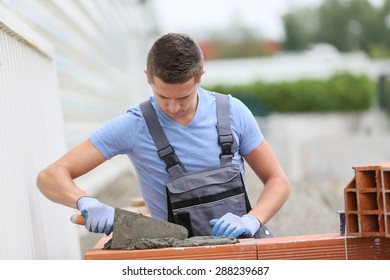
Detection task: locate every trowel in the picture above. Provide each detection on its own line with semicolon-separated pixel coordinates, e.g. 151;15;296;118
71;207;188;249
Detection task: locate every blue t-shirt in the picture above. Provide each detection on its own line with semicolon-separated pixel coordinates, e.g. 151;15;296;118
90;88;263;221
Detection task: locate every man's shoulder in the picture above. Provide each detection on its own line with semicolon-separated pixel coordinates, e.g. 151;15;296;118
198;87;215;99
125;102;144;118
199;87;241;103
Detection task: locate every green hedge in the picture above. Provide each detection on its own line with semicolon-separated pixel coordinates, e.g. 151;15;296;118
204;73;377;115
379;75;390;114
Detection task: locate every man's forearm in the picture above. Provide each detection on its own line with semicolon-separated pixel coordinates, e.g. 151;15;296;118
249;176;290;225
36;165;88;209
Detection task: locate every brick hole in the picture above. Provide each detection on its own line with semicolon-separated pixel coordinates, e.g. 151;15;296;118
359;192;378;211
378;191;384;210
379;215;385;234
346;191;358;211
386;216;390;237
356;171;376;190
383;171;390;191
361;215;379;233
385;193;390;213
346;214;359;234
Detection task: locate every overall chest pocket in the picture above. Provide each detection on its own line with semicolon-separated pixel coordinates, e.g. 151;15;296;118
166;164;251;237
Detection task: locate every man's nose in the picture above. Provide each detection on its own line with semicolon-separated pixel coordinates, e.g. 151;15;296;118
168;100;180;113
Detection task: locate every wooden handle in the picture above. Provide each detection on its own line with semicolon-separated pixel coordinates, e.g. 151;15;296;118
70;214;85;225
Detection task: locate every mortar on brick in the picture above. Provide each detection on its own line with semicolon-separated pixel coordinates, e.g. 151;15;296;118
103;236;238;250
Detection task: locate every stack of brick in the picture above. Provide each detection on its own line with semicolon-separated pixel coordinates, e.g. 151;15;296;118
344;162;390;237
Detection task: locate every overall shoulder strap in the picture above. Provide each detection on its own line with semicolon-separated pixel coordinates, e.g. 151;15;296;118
215;93;238;165
139;100;185;177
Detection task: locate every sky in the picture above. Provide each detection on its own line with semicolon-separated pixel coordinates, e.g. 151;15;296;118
151;0;385;41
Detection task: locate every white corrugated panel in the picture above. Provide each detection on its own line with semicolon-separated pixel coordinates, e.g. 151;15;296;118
0;0;159;195
0;5;81;259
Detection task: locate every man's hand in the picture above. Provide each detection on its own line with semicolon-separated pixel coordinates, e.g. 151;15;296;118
209;213;260;238
77;197;114;235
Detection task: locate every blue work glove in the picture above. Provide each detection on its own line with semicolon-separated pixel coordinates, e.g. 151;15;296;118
209;213;260;238
77;197;114;235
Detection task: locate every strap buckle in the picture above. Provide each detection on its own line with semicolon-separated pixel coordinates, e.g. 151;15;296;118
218;134;233;158
158;145;180;170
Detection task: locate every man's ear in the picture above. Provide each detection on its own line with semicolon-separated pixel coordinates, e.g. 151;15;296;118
198;69;206;84
144;69;151;84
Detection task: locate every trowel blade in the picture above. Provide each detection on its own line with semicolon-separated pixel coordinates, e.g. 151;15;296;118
110;208;188;249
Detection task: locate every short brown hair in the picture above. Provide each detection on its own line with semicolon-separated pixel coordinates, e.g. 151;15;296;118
146;33;204;84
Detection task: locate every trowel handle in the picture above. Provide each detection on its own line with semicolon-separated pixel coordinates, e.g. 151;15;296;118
70;214;85;225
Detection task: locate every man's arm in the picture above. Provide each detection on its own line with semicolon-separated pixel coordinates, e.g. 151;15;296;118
244;139;290;225
209;139;290;238
36;139;107;209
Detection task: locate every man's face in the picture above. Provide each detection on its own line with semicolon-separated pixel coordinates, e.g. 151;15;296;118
147;75;199;122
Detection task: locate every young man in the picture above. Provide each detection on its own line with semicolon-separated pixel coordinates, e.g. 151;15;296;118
36;33;290;238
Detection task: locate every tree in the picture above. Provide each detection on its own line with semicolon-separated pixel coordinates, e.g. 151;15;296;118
283;7;318;50
282;0;390;57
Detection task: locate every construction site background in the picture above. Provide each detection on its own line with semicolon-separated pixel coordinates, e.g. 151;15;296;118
2;0;390;260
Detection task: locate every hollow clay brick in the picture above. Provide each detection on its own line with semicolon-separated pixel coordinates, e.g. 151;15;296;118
344;162;390;237
256;233;346;260
84;233;390;260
